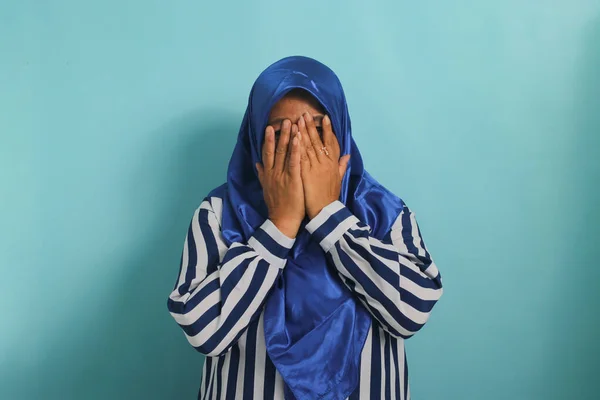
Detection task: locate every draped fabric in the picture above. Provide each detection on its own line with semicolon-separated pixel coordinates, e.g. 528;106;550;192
213;56;405;399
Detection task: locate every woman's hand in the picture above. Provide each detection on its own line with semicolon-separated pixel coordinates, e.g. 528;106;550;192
256;120;304;238
298;112;350;220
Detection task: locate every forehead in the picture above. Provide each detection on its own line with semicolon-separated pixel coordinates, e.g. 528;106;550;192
268;89;325;121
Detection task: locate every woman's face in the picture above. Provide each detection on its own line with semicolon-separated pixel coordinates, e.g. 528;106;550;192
267;90;325;141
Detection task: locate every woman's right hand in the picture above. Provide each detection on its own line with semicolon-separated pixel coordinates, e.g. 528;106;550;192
256;119;305;239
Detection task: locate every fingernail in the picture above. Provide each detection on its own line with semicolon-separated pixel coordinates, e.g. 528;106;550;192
304;112;312;121
266;127;273;139
293;136;298;146
292;124;298;133
324;115;330;125
298;116;304;127
283;119;291;129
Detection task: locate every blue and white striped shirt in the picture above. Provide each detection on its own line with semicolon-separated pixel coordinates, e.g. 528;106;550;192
168;196;443;399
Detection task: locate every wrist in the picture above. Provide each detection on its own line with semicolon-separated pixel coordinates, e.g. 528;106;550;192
307;200;335;220
269;218;300;239
305;200;358;252
307;209;321;220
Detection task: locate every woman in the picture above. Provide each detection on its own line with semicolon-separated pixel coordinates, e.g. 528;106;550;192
168;56;443;400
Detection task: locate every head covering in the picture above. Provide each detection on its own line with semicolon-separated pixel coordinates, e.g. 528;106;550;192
210;56;404;399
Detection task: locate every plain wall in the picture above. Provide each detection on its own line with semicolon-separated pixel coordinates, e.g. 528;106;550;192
1;1;599;399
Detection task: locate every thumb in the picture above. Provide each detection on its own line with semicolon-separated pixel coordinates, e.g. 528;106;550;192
338;154;350;179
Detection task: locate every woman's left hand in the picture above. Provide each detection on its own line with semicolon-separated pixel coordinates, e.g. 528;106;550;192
298;112;351;220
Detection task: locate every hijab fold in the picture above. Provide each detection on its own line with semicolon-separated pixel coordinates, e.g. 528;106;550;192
211;56;404;399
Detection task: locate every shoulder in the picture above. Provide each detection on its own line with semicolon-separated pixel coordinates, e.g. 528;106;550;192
352;171;406;234
192;183;228;226
206;182;228;201
356;171;405;207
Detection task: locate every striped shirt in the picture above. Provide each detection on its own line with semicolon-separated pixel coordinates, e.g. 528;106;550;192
168;196;443;399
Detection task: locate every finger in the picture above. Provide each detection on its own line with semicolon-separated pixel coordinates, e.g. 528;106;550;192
322;115;340;159
298;128;311;174
303;112;325;162
288;129;301;175
256;162;264;185
285;124;298;170
298;115;318;165
262;126;275;170
274;119;291;172
338;154;351;179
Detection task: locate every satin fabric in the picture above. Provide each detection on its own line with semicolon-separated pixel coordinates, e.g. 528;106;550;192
210;56;404;399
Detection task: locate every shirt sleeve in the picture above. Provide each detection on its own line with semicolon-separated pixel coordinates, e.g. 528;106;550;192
305;200;443;339
167;197;295;356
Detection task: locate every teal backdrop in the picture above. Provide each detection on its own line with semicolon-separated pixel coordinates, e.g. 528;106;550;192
1;1;599;399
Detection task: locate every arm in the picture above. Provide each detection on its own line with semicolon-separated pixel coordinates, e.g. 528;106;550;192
167;197;294;356
305;200;443;339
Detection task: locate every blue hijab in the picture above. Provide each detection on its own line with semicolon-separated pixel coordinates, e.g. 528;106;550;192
211;56;404;399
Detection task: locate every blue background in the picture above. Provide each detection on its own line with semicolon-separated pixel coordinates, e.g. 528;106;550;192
1;1;599;399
